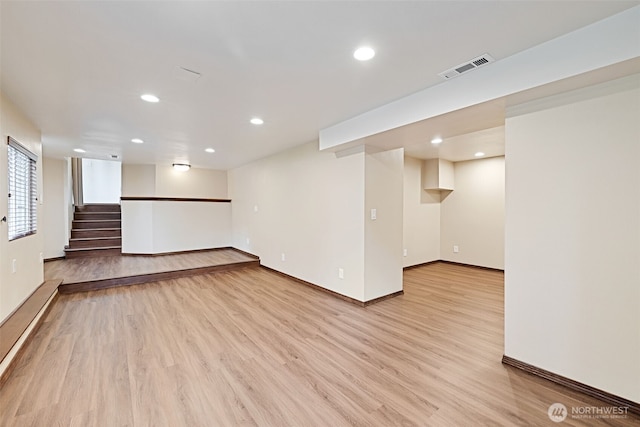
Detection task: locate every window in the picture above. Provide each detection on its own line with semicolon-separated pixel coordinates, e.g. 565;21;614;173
7;137;38;240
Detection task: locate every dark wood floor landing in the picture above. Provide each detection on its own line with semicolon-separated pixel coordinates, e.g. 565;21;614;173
44;248;259;294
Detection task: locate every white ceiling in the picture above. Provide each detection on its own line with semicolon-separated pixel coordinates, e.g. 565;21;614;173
1;1;637;169
404;126;505;162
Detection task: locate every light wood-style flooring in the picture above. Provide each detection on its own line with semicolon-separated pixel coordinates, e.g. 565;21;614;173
2;263;637;426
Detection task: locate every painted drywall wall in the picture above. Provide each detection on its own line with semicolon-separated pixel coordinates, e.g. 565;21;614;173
121;201;231;254
504;76;640;402
82;158;121;203
229;141;366;301
120;201;154;254
120;164;230;253
42;157;72;259
364;149;404;300
402;156;440;267
155;165;228;199
152;202;231;253
121;164;155;196
0;92;44;322
122;164;227;198
440;157;505;269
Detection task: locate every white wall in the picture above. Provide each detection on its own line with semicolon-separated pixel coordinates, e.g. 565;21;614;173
504;76;640;402
120;201;154;253
121;201;231;254
440;157;505;269
82;158;121;203
229;141;367;301
42;157;72;259
121;164;227;199
120;164;230;254
364;149;404;300
403;156;440;267
121;164;155;196
0;92;44;322
155;165;227;199
402;155;504;269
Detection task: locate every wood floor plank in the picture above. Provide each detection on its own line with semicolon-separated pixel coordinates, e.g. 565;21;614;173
1;262;638;426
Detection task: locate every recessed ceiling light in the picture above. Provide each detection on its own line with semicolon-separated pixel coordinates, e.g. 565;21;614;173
475;152;485;157
354;46;375;61
172;163;191;172
131;138;144;144
431;137;443;145
73;148;86;153
141;94;160;103
250;117;264;125
205;148;215;153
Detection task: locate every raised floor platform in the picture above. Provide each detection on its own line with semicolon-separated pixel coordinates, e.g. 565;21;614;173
45;248;259;294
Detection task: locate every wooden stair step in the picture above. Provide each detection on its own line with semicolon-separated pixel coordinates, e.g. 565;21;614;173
72;220;121;229
74;212;121;220
65;245;121;251
70;236;121;241
75;204;121;213
64;246;122;259
71;228;122;239
68;237;122;249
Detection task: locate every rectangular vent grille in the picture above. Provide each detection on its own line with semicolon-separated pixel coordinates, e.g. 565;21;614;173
473;57;489;66
439;54;495;80
455;63;475;74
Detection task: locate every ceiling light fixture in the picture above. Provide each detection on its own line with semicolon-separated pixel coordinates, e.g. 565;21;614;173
354;46;375;61
172;163;191;172
73;148;86;153
431;137;443;145
205;148;215;153
141;94;160;103
250;117;264;125
131;138;144;144
475;152;485;157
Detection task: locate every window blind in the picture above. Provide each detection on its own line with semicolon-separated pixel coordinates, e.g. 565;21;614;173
7;137;38;241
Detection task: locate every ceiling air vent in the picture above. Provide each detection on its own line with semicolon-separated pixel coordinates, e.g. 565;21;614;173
438;53;495;80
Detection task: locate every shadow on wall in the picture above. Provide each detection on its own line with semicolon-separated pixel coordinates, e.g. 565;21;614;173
421;189;453;204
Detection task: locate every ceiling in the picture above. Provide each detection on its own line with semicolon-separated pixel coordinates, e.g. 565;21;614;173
1;1;637;169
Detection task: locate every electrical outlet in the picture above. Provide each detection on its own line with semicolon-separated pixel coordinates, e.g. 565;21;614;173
370;208;377;220
246;237;250;245
453;245;459;253
338;268;344;279
12;259;17;273
403;248;408;257
281;253;286;262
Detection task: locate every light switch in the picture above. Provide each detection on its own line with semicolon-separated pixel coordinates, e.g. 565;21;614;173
370;208;377;220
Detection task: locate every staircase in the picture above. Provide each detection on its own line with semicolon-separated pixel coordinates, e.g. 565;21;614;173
65;204;122;258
